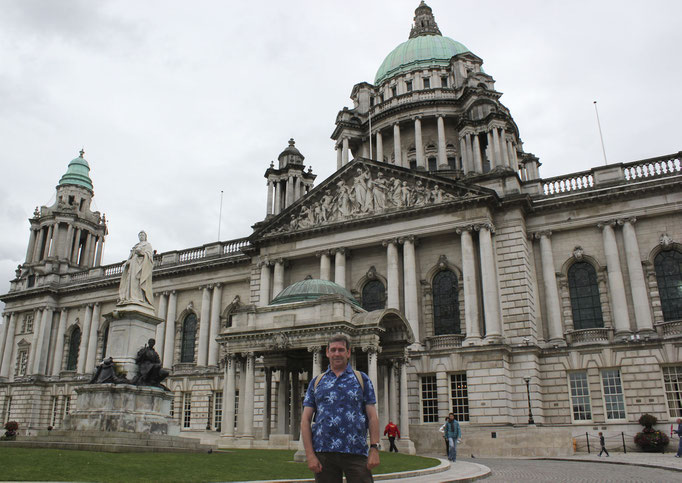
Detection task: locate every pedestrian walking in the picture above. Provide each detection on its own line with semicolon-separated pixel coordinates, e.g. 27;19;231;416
301;334;380;482
439;417;449;456
674;418;682;458
444;413;462;463
598;432;609;457
383;420;400;452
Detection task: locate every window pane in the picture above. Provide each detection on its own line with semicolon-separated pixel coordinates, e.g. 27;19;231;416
655;250;682;321
569;372;592;420
421;375;438;423
181;314;197;363
362;280;386;312
601;369;626;419
568;262;603;330
663;366;682;418
450;373;469;422
183;392;192;428
433;270;460;335
66;327;81;371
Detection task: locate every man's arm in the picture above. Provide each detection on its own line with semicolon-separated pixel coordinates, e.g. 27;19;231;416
301;406;322;473
366;404;380;470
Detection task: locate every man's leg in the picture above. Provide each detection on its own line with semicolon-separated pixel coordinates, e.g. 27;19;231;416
445;438;449;456
314;453;344;483
341;454;374;483
452;438;458;462
677;437;682;457
447;437;455;461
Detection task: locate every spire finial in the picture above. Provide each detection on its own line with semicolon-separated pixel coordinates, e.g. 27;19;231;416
79;148;85;158
288;138;295;146
409;1;442;39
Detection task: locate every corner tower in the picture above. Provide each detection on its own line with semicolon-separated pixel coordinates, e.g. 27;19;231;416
264;139;316;217
332;2;540;181
21;150;107;283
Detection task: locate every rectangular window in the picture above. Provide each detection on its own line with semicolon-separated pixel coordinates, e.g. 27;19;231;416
170;397;175;418
406;80;413;92
22;314;34;333
391;86;397;97
50;396;58;427
16;349;29;376
183;392;192;428
441;76;448;88
420;375;438;423
63;395;71;417
450;373;469;422
663;366;682;418
234;390;240;430
423;77;430;89
213;391;223;431
370;97;374;106
569;372;592;421
3;396;11;422
601;369;626;420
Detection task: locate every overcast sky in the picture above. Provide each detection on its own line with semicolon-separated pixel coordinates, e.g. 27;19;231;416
2;0;681;301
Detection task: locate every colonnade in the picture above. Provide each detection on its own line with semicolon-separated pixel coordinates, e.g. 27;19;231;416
266;175;311;216
534;218;654;340
25;223;104;267
156;285;223;369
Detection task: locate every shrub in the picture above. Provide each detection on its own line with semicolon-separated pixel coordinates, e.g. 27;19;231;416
634;414;669;452
2;421;19;440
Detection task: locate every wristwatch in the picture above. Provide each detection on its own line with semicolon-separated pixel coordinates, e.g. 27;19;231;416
369;443;379;450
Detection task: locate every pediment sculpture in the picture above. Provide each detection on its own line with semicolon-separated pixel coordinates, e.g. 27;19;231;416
273;165;470;234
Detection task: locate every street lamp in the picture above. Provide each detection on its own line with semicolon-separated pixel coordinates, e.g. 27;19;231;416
523;376;535;425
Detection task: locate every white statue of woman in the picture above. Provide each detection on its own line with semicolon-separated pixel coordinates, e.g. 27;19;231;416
118;231;154;307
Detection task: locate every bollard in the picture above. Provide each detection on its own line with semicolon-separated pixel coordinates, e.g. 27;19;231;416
586;432;590;453
622;432;626;454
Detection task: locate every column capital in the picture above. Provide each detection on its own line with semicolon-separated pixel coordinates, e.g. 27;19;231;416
362;344;381;355
398;235;416;245
257;259;271;268
455;224;475;235
533;230;552;239
474;223;495;234
618;217;637;226
315;250;331;258
241;351;255;359
214;282;222;289
334;247;347;255
307;345;323;353
382;238;399;247
413;115;422;121
274;257;287;265
597;219;618;230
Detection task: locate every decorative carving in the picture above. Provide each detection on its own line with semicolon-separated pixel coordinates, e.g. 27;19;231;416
437;254;448;271
186;301;194;312
366;266;378;280
572;246;584;261
269;333;290;350
660;233;673;250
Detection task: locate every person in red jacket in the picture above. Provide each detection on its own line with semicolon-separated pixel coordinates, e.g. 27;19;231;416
383;420;401;452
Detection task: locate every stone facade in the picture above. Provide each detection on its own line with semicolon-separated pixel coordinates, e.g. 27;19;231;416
1;3;681;456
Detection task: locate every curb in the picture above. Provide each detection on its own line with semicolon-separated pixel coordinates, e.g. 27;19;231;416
536;457;682;473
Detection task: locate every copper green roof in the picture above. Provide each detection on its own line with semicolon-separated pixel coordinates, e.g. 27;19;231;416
270;278;361;307
375;35;470;85
58;150;93;191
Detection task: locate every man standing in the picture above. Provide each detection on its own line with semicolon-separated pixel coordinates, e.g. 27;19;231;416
302;334;380;482
675;418;682;458
383;420;400;452
444;412;462;463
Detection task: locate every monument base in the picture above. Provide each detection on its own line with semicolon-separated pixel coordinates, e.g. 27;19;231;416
64;384;179;436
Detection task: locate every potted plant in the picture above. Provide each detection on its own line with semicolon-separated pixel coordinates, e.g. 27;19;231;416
634;414;669;452
2;421;18;441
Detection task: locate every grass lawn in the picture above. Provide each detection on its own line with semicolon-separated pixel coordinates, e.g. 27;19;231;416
0;448;439;482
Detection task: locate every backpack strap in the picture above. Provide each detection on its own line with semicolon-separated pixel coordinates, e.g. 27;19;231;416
313;370;329;390
353;369;365;392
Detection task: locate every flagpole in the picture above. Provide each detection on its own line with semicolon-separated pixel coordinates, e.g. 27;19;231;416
369;108;373;160
218;190;224;240
593;101;608;165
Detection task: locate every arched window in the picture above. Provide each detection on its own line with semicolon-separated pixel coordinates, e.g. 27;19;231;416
362;280;386;312
181;313;197;363
568;262;604;330
655;250;682;321
66;327;81;371
433;270;460;335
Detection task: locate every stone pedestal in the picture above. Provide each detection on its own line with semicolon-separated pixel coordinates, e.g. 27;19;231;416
103;308;163;380
64;384;179;436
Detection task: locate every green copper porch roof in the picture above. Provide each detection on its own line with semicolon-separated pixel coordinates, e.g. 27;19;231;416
58;150;93;190
375;35;470;85
270;278;361;307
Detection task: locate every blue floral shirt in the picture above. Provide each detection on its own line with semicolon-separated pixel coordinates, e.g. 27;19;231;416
303;363;376;456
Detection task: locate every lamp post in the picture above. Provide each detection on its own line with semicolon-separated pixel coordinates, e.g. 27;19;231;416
523;376;535;425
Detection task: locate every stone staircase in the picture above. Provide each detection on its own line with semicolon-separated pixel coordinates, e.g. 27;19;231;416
1;429;218;453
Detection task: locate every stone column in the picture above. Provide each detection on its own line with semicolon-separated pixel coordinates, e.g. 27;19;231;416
367;347;378;392
537;232;564;343
473;134;483;172
42;225;53;260
393;123;402;166
389;362;397;422
500;130;510;167
197;286;212;366
25;229;37;263
276;368;289;434
436;371;450;423
95;236;104;267
621;218;654;332
414;117;425;170
155;293;169;361
243;353;255;438
342;137;350;165
85;303;101;372
336;145;342;170
51;309;68;376
492;127;502;167
263;367;273;440
457;226;481;343
384;239;400;309
82;233;93;266
599;221;631;334
63;225;73;260
259;261;272;307
49;223;60;258
26;309;41;373
376;131;383;162
163;290;177;369
290;370;300;439
399;360;410;438
478;224;502;339
77;304;93;374
381;366;390;434
402;236;420;342
334;249;346;288
222;355;236;437
266;180;274;216
70;228;81;263
274;181;282;215
35;307;54;374
459;136;468;173
285;176;293;208
309;346;323;377
0;313;17;378
208;284;223;366
437;115;447;168
0;314;8;377
273;259;285;298
486;132;495;169
318;251;331;281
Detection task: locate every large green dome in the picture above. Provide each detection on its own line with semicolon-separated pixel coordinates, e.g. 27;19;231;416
58;150;93;191
374;35;470;85
270;278;361;307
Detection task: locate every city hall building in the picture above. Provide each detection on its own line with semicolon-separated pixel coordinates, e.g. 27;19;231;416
1;3;680;455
